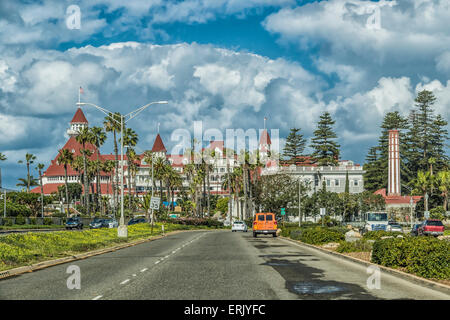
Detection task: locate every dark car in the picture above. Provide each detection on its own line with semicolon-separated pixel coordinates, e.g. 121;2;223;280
128;217;147;225
418;219;445;237
65;217;83;230
410;223;421;236
89;218;105;229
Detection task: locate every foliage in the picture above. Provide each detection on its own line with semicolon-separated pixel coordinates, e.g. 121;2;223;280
429;206;445;220
310;112;340;166
168;217;224;228
297;226;345;245
15;215;26;225
43;218;53;225
362;230;404;240
57;183;82;201
282;127;307;163
215;197;229;214
371;237;450;279
336;240;373;253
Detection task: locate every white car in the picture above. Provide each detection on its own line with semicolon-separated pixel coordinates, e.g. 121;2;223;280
387;223;403;233
104;218;118;228
231;221;248;232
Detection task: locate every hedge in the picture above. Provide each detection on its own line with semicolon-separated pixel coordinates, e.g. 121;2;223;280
371;237;450;279
363;230;404;240
336;240;373;253
297;227;345;245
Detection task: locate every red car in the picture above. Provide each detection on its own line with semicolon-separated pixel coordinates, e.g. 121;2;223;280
418;219;445;237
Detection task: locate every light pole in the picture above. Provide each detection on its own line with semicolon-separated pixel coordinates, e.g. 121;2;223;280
403;184;414;229
298;178;301;227
77;100;168;237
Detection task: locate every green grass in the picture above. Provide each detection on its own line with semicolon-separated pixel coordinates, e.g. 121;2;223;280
444;230;450;236
0;224;64;230
0;223;216;272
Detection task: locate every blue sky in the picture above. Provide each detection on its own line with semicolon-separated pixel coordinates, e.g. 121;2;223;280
0;0;449;189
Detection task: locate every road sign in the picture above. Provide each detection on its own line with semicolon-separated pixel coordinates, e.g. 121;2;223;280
424;211;430;219
150;197;160;210
280;208;286;216
320;208;326;216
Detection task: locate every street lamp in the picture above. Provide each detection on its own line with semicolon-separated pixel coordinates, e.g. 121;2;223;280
77;100;168;237
403;184;414;229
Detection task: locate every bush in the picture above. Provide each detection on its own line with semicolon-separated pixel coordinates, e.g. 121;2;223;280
298;227;345;245
43;218;53;225
336;240;373;253
28;218;37;225
2;218;13;226
371;237;450;279
429;206;445;220
15;215;26;225
363;230;404;240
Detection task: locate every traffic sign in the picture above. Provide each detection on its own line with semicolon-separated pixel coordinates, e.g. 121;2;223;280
280;208;286;216
320;208;326;216
150;197;160;210
424;211;430;219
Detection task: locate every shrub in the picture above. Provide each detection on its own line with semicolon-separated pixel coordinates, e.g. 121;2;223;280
15;215;26;225
43;218;53;225
169;217;223;228
363;230;403;240
371;237;450;279
2;218;13;226
28;218;37;225
298;227;345;245
336;240;373;253
429;206;445;220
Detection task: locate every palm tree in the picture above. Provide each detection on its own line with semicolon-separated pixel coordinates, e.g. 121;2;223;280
18;153;36;192
102;160;116;212
154;157;168;211
58;149;74;217
90;126;107;208
17;176;38;190
104;112;122;216
122;128;139;211
412;170;433;212
142;151;155;193
89;159;103;213
0;153;6;161
436;170;450;211
76;127;94;215
36;163;45;217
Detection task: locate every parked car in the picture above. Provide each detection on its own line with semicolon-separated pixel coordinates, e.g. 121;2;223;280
128;217;147;225
253;212;277;238
103;218;118;228
410;223;421;236
418;219;445;237
65;217;83;230
231;221;248;232
387;223;403;233
89;218;105;229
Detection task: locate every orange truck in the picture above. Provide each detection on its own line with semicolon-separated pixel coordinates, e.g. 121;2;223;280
252;212;278;238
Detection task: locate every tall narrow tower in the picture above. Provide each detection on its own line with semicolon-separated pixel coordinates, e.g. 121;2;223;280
388;130;400;196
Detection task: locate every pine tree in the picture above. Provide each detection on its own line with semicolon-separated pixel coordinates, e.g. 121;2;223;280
310;112;340;166
282;128;307;164
363;146;384;192
415;90;437;171
430;114;449;171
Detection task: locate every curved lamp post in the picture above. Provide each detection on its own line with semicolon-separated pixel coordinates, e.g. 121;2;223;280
76;100;168;237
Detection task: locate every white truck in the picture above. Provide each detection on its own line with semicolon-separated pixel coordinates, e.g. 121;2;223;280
362;212;389;234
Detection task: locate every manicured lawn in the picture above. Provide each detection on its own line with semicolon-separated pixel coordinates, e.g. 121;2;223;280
0;224;64;230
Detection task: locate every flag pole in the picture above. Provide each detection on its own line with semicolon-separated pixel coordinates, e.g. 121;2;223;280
78;86;81;104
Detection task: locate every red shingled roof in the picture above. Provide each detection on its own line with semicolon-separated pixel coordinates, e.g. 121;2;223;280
151;134;167;152
70;108;88;123
374;188;422;205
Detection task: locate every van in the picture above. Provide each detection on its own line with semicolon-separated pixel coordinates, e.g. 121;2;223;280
252;212;277;237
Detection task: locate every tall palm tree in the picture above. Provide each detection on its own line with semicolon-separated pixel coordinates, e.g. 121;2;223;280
104;112;122;216
89;159;103;213
412;170;433;212
90;126;107;208
36;163;45;217
76;127;94;215
437;170;450;211
122;128;139;210
154;157;168;211
102;160;116;212
18;153;36;192
142;151;155;193
17;176;38;190
58;149;74;217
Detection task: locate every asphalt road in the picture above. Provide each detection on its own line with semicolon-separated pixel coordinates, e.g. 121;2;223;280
0;230;448;300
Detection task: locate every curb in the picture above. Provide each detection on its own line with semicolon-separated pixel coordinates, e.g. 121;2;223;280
0;228;65;234
279;236;450;296
0;229;206;281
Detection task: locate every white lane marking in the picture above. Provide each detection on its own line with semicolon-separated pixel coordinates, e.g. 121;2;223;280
140;268;148;272
164;255;169;259
120;279;130;285
155;260;160;264
132;274;137;277
92;295;103;300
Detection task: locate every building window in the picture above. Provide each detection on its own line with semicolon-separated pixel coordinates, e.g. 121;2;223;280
326;179;330;187
354;180;358;186
335;179;340;186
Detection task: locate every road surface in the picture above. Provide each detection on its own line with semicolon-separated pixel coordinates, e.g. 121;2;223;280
0;230;448;300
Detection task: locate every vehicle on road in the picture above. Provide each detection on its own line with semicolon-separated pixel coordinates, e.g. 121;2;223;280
65;217;83;230
89;218;105;229
387;221;403;233
103;218;118;228
231;221;248;232
253;212;277;238
128;217;147;225
410;223;421;236
362;212;389;233
418;219;445;237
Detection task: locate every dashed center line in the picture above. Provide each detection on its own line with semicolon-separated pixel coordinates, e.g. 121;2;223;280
141;268;148;272
120;279;130;285
92;295;103;300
